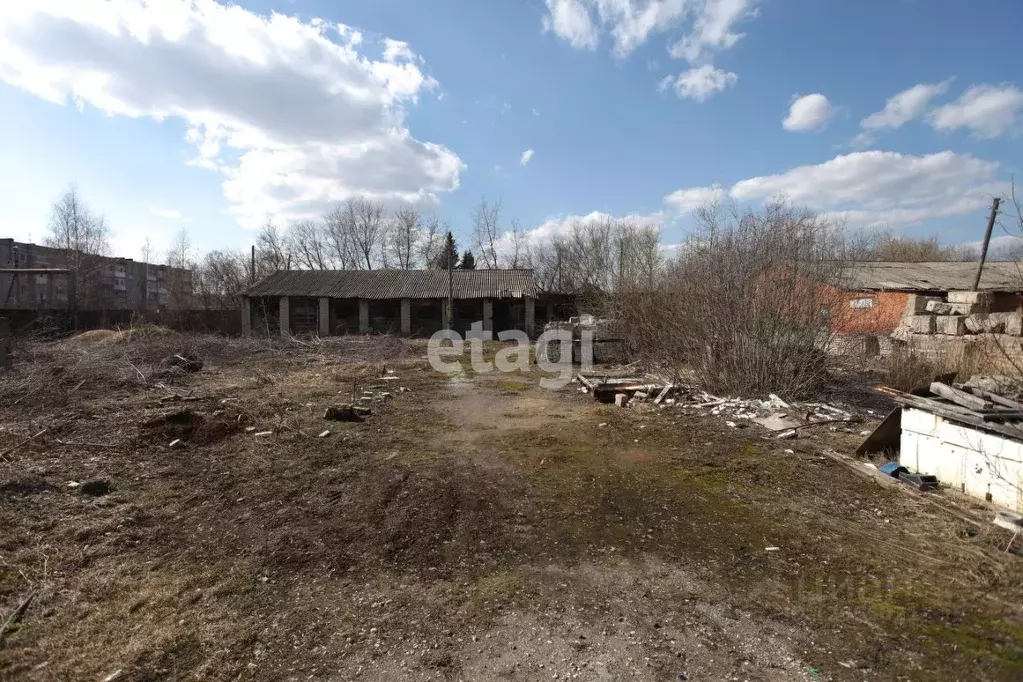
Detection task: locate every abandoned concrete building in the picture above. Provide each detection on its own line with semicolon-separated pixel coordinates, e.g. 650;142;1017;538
241;269;541;337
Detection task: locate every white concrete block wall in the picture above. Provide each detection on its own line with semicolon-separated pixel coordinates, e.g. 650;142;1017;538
900;407;1023;512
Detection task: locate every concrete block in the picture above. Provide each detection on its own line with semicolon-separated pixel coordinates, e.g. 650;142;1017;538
925;300;953;315
998;311;1023;336
950;302;984;315
908;314;936;334
948;291;990;305
935;315;966;336
905;295;942;314
966;314;1005;334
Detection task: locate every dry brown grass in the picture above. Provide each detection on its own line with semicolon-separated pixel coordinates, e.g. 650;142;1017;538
884;338;1012;392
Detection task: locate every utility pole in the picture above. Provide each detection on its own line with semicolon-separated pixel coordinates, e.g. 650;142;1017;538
971;197;1002;292
250;245;256;284
447;231;454;331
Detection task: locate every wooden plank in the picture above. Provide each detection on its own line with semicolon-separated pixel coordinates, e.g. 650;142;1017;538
929;382;991;411
957;384;1023;412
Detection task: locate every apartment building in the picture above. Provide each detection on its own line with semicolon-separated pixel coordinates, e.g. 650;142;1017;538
0;239;191;310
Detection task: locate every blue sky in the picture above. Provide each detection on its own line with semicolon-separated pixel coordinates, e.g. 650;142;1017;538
0;0;1021;262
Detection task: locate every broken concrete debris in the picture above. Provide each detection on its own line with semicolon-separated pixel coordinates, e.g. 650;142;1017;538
575;373;859;436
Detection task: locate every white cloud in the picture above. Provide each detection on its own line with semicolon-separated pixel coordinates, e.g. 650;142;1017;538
782;94;835;132
542;0;599;50
666;150;1007;229
659;64;737;102
520;149;535;166
928;84;1023;139
665;184;726;212
0;0;464;228
151;207;184;220
508;210;665;253
668;0;752;63
382;38;416;64
542;0;755;61
861;80;953;132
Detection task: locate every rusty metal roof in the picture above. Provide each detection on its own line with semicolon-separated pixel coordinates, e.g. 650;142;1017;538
840;261;1023;292
243;269;537;300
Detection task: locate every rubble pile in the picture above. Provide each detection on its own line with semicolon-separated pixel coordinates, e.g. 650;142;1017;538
893;291;1023;340
576;373;864;437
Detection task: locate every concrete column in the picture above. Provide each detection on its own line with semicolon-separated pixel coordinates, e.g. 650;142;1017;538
442;299;452;331
278;296;290;336
482;298;494;333
318;297;330;337
241;297;252;337
525;296;535;336
400;298;411;334
358;298;370;334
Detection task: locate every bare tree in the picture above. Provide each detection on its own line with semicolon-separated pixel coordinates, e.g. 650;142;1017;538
140;237;154;264
420;214;445;268
323;203;358;269
471;198;502;269
44;186;112;308
192;249;250;310
841;228;977;262
524;216;661;294
506;219;528;269
605;200;844;396
165;227;194;309
387;204;423;269
348;196;385;269
166;227;192;269
256;219;290;273
287;220;331;269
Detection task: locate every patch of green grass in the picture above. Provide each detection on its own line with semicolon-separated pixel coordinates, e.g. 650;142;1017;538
490;378;531;393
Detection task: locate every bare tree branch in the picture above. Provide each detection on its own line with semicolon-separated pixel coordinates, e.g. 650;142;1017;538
471;198;502;269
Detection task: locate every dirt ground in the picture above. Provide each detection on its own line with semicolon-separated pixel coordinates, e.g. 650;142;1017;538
1;333;1021;681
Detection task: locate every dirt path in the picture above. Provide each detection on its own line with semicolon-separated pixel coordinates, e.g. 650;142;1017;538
408;372;818;681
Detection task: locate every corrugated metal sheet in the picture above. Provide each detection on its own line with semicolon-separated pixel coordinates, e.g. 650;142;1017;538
841;261;1023;292
243;269;537;300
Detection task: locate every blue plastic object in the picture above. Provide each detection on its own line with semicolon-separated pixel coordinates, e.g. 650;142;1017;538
879;461;909;478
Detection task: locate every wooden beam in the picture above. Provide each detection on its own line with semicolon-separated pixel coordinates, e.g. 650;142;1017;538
929;382;992;411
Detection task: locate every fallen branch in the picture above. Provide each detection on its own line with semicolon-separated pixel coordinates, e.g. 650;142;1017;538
788;418;860;431
54;440;117;449
0;591;37;647
0;429;48;462
126;360;147;385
